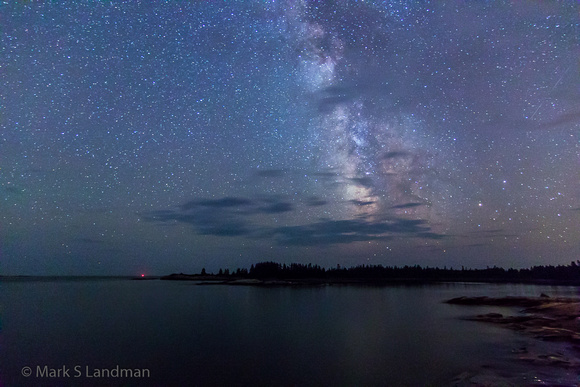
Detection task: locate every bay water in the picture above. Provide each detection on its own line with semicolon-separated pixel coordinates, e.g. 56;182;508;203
1;279;578;386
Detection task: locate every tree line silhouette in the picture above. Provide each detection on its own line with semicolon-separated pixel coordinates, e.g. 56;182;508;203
203;260;580;284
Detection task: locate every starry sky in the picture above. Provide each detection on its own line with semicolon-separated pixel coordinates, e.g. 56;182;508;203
1;1;579;275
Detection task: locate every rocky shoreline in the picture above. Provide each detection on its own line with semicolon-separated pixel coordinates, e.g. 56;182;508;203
446;296;580;345
446;295;580;385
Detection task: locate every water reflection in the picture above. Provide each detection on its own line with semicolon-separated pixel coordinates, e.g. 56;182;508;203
0;280;577;386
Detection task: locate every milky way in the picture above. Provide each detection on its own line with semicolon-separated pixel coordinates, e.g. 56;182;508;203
1;1;578;274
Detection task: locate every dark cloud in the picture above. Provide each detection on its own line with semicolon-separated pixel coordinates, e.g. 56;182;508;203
311;170;341;181
145;208;252;237
158;196;294;217
258;202;293;213
318;95;351;112
316;85;355;112
146;196;444;245
182;197;253;210
255;196;295;214
269;218;445;246
306;196;328;207
474;110;580;135
382;151;411;159
415;232;447;240
349;176;374;188
533;111;580;131
391;202;423;209
144;196;294;237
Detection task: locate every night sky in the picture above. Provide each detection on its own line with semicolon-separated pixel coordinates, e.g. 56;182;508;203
1;1;579;275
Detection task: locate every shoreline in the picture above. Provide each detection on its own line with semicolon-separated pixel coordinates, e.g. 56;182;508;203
446;295;580;346
2;274;578;287
447;295;580;385
159;273;580;286
447;296;580;374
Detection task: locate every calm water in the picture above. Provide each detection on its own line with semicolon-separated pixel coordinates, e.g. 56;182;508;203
0;279;578;386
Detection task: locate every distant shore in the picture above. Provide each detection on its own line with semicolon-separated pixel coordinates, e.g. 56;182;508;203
158;273;580;286
1;273;578;286
160;261;580;286
3;260;579;286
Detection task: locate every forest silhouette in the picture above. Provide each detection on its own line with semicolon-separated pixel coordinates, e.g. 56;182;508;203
166;261;580;285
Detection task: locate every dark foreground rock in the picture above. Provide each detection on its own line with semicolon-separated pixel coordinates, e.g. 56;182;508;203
446;295;580;384
445;296;580;344
445;295;577;308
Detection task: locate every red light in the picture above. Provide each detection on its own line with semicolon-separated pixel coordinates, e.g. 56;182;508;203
141;274;145;277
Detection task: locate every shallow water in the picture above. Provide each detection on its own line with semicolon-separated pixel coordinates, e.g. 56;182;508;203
0;279;578;386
